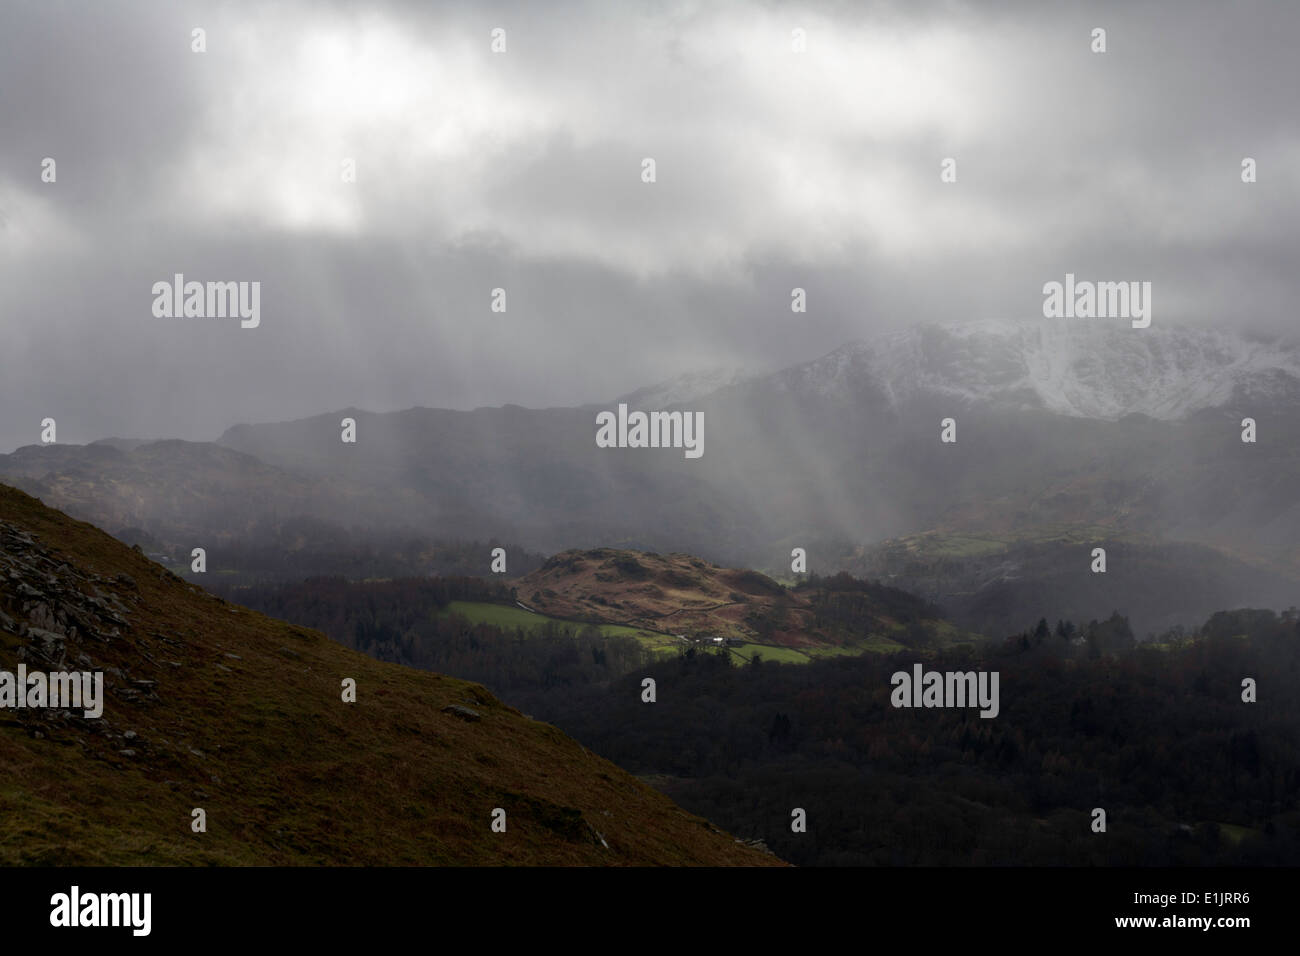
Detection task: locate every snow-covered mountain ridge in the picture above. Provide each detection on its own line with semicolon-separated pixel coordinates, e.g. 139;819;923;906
757;319;1300;420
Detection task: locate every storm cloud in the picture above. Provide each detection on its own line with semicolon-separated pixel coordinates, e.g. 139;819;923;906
2;0;1297;451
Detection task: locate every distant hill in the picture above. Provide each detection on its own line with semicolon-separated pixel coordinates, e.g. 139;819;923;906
0;484;779;866
208;322;1300;585
5;320;1300;633
846;529;1300;638
0;439;358;543
517;547;959;652
519;548;796;637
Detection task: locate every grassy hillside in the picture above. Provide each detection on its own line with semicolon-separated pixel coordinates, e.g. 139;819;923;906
441;600;686;657
440;600;862;664
0;484;779;866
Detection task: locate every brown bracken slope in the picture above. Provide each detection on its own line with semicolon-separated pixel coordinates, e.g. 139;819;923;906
0;484;780;866
519;548;814;643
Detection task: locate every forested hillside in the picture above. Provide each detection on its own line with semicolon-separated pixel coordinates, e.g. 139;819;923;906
223;567;1300;866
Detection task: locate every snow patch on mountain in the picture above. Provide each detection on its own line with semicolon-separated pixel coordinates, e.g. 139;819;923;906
775;319;1300;420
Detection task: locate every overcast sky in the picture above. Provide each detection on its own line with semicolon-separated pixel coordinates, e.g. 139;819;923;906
1;0;1297;451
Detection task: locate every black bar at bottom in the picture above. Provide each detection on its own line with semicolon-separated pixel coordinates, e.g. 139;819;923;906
2;865;1285;943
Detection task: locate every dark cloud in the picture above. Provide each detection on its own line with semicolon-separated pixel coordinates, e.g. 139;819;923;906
1;0;1297;451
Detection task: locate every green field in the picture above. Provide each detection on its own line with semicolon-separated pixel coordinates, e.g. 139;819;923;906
806;637;906;657
442;600;924;664
442;601;683;656
444;600;555;631
726;643;811;664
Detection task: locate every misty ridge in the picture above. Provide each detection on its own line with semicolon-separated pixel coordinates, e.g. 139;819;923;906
3;317;1298;638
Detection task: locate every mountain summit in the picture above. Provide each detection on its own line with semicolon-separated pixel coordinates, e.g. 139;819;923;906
766;320;1300;421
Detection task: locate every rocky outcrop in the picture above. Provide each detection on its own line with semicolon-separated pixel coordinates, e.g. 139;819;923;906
0;520;149;736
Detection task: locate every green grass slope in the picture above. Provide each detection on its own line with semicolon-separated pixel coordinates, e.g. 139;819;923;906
0;484;780;866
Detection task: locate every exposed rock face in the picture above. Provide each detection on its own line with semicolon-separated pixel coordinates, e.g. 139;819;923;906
2;520;135;644
0;520;152;737
441;704;483;722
